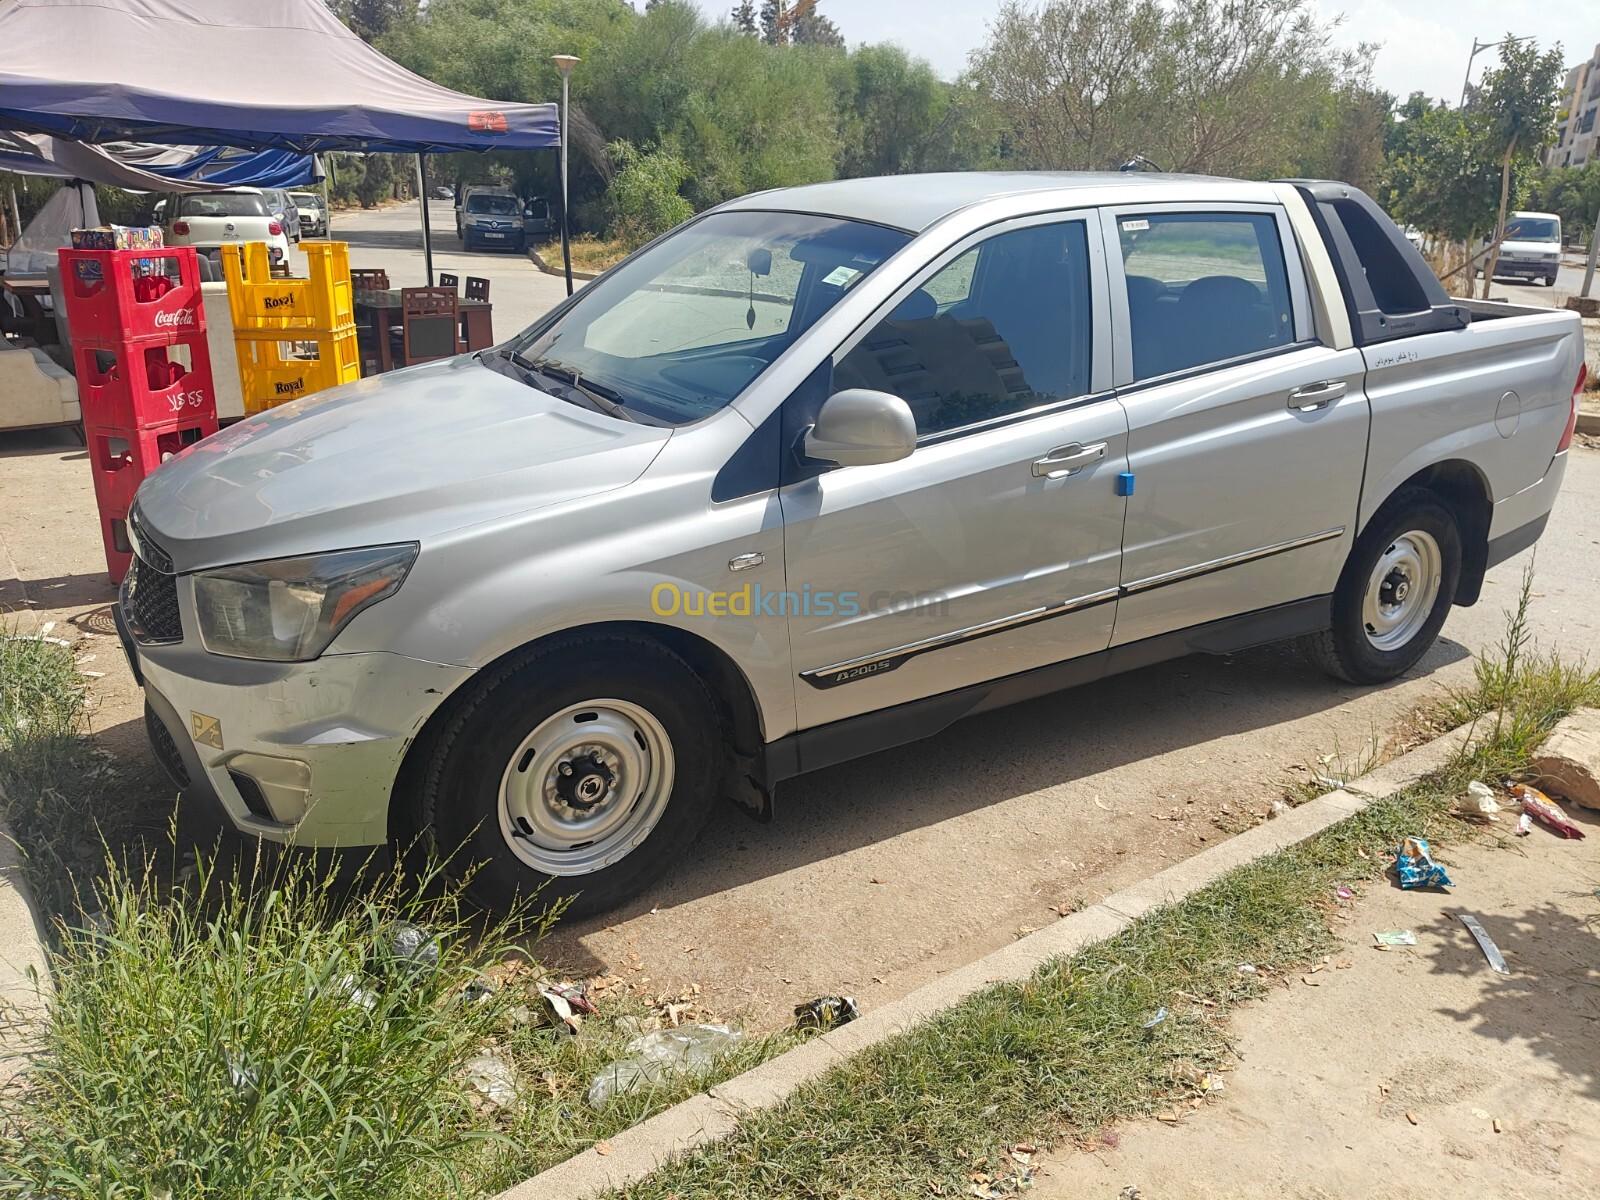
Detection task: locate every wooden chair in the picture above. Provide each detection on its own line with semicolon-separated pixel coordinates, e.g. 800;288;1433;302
351;267;390;292
438;272;459;291
391;286;461;366
464;275;490;302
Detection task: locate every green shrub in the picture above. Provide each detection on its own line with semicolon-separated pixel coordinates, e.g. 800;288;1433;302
604;139;694;249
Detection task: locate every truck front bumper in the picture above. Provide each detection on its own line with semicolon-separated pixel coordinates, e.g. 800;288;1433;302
131;636;473;847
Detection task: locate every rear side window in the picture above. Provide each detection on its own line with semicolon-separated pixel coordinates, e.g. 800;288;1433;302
835;221;1094;437
1118;212;1294;382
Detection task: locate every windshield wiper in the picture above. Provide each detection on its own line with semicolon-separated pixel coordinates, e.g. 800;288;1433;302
506;351;636;422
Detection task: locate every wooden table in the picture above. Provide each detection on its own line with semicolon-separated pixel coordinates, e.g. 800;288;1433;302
2;277;58;345
354;288;494;373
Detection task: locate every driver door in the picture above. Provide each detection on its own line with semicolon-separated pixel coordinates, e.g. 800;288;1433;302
780;212;1130;730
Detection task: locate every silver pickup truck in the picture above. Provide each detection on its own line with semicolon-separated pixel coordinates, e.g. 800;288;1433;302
118;173;1585;914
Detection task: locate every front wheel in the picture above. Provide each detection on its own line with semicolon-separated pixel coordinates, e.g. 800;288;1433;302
1302;488;1461;684
419;637;724;916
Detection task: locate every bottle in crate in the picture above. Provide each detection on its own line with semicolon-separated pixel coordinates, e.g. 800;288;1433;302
58;247;206;347
73;334;217;430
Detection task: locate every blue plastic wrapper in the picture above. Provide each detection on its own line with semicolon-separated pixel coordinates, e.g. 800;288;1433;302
1395;836;1452;889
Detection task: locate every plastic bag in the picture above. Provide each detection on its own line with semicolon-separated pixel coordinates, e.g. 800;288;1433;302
586;1024;744;1107
1394;836;1452;889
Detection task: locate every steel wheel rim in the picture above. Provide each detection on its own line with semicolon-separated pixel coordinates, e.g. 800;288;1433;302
498;699;675;877
1362;530;1442;652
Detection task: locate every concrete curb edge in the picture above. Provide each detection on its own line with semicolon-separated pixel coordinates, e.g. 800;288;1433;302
495;718;1484;1199
0;820;53;1086
526;246;601;281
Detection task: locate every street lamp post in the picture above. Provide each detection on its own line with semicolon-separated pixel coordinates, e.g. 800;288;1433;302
552;54;580;297
1459;34;1535;107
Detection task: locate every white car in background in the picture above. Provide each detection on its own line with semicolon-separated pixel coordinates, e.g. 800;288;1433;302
290;191;327;238
1488;211;1563;287
158;187;292;272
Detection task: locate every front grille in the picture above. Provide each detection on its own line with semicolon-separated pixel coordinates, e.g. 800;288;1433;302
144;702;191;788
122;553;182;643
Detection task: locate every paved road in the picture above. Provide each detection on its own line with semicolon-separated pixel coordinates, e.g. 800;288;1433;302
291;197;573;337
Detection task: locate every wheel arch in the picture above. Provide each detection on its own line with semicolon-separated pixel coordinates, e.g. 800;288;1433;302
1362;459;1492;606
388;620;769;841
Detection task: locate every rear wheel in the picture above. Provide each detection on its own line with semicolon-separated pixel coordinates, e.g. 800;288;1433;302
1302;488;1461;685
420;637;724;916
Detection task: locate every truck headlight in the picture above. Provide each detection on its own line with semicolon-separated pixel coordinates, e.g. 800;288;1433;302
193;544;417;661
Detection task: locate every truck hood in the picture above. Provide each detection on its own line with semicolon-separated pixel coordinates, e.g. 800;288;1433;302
133;355;671;572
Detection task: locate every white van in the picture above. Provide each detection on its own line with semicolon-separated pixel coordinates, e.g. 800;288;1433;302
1491;211;1562;287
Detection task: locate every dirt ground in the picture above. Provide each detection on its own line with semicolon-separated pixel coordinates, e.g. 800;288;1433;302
4;432;1600;1029
1033;822;1600;1199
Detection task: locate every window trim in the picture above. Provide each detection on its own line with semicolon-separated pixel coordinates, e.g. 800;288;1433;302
823;208;1113;446
1098;202;1313;390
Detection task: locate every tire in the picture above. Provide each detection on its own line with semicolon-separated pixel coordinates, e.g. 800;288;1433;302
418;636;724;917
1545;274;1558;287
1301;487;1462;685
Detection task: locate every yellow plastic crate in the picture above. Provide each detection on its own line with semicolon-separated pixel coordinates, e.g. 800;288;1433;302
220;241;354;334
235;328;362;414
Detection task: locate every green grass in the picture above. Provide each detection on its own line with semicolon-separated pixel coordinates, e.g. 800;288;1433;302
613;571;1600;1200
0;633;792;1197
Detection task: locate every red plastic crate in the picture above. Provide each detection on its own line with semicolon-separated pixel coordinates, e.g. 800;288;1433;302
100;507;133;585
73;334;217;430
87;418;219;498
58;246;206;348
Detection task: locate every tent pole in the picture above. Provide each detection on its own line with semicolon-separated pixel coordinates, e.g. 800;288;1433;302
559;65;573;296
417;153;434;286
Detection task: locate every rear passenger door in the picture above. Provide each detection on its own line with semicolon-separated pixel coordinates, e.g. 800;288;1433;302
1103;204;1370;645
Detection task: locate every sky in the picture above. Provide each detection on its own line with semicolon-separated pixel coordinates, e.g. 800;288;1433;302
689;0;1597;103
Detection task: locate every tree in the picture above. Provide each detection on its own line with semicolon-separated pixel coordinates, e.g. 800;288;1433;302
790;0;842;47
328;0;417;43
1525;160;1600;243
731;0;756;36
605;139;694;246
1472;36;1566;297
968;0;1364;178
759;0;786;45
1382;93;1501;244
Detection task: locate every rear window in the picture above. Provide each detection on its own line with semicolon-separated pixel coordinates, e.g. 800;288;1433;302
177;193;268;218
1118;212;1294;381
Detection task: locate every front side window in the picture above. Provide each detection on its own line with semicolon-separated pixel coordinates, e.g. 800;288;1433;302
835;222;1094;437
508;210;910;425
1119;212;1294;382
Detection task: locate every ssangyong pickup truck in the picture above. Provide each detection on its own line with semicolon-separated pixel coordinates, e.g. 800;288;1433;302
117;173;1585;914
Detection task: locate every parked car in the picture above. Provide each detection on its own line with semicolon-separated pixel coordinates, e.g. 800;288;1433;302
121;172;1583;916
260;187;302;244
430;185;454;201
157;187;292;272
457;187;525;251
289;190;327;238
1485;211;1562;287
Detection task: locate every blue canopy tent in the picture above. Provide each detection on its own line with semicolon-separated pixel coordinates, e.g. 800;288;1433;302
0;0;562;282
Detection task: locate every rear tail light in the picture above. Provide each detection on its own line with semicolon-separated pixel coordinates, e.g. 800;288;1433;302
268;221;283;236
172;220;189;235
1558;362;1586;453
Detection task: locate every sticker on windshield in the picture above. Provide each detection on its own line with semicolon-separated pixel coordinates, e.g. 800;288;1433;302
1121;218;1150;232
822;265;862;288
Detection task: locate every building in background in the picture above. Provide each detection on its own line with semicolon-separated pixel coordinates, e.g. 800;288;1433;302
1548;45;1600;168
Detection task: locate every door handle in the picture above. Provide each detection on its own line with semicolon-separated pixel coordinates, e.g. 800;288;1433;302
1288;380;1347;411
1032;441;1106;479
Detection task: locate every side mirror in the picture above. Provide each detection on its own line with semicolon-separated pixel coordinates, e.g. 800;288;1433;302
803;389;917;468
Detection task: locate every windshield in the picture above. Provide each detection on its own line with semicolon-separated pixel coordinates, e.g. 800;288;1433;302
508;210;910;425
1505;217;1559;241
290;192;321;208
177;193;268;218
468;194;520;215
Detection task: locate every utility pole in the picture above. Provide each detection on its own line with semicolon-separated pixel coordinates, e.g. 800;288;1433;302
553;54;580;297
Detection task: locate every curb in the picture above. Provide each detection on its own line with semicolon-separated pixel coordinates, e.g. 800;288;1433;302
0;821;52;1087
1576;410;1600;436
494;719;1485;1199
526;246;600;281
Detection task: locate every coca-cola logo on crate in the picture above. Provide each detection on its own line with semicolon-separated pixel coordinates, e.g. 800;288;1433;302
152;308;196;329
